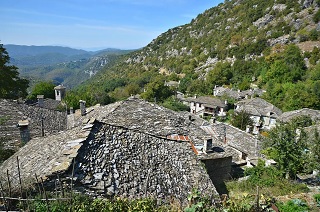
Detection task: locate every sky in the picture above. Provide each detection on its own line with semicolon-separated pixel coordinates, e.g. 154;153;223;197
0;0;223;50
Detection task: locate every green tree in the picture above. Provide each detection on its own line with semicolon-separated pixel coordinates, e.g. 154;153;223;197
310;129;320;171
313;9;320;22
28;81;56;100
262;122;309;179
262;44;305;85
140;75;173;102
230;110;253;131
206;62;232;86
161;97;189;111
0;43;29;99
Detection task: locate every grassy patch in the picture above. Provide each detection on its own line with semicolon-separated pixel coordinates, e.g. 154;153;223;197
226;160;309;198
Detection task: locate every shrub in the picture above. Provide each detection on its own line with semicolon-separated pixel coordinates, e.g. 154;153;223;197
226;159;309;197
313;10;320;23
277;199;309;212
161;97;189;111
314;194;320;208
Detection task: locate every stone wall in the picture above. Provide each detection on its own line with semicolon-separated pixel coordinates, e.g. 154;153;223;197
201;156;232;195
16;103;67;137
66;122;217;202
0;99;25;147
0;99;67;146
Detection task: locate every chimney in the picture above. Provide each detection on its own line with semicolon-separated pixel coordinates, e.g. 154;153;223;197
223;125;227;144
37;95;44;107
79;100;86;116
203;138;212;153
17;120;30;143
246;125;251;133
70;107;74;114
224;99;228;105
194;94;197;99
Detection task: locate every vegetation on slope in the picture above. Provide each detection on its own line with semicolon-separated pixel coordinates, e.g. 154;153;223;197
64;0;320;112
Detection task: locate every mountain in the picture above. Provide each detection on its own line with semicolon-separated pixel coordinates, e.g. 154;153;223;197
4;44;134;88
4;44;132;66
72;0;320;111
5;44;89;57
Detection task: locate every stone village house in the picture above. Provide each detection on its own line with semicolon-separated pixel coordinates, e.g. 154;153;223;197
235;97;283;134
213;86;265;100
279;108;320;123
182;96;228;118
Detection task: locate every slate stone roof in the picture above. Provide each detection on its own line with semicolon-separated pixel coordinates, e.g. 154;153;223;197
279;108;320;123
0;97;264;201
0;124;88;190
183;96;226;108
0;99;67;147
54;85;66;90
0;99;25;148
199;121;261;160
0;98;218;202
70;97;260;159
164;80;180;87
213;86;265;100
26;98;62;110
236;97;282;118
71;97;217;146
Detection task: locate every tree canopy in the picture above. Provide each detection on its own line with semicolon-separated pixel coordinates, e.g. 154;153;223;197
27;81;56;100
0;43;29;99
261;116;317;179
230;110;253;131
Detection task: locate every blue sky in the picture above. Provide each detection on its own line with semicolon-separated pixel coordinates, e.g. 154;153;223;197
0;0;223;50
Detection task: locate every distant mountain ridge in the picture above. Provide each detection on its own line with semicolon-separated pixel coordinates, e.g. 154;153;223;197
5;44;88;57
4;44;134;88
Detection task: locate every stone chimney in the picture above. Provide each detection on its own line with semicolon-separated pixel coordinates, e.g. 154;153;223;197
80;100;86;116
203;138;212;153
70;107;74;114
17;120;30;143
37;95;44;107
223;125;227;144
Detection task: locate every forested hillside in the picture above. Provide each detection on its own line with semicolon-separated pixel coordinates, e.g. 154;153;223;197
68;0;320;111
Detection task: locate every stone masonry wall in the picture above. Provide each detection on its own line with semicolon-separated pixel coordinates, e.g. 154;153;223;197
0;99;67;145
68;122;217;202
202;156;232;195
16;103;67;137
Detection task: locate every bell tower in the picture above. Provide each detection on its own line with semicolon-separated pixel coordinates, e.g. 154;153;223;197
54;85;66;101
